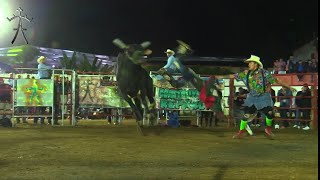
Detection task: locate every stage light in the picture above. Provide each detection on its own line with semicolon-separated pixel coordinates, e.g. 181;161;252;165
0;1;13;42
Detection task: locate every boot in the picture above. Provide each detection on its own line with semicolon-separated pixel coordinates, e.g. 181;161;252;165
265;126;274;139
233;130;246;139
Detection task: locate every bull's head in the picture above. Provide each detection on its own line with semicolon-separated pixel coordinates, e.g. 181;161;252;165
113;38;152;65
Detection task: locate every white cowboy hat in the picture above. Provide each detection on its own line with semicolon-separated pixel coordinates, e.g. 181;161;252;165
37;56;46;63
244;55;263;68
164;49;175;55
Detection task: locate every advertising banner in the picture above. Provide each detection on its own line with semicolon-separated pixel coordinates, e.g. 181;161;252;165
79;75;129;108
16;79;53;106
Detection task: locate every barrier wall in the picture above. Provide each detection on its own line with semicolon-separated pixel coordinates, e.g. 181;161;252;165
1;70;317;129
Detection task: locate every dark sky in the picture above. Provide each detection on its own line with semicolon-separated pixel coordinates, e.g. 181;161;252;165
1;0;318;66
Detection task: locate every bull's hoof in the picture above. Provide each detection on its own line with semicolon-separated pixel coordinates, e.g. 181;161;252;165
136;124;145;136
153;127;161;136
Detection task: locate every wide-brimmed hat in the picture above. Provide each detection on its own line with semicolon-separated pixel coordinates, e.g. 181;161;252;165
37;56;46;63
164;49;175;55
244;55;263;68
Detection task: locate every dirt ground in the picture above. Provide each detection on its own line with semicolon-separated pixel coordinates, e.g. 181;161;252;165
0;119;318;180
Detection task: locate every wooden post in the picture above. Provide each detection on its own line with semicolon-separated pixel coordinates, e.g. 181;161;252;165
311;74;318;130
228;78;235;128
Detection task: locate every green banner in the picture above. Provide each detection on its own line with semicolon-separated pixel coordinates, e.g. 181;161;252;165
157;88;205;110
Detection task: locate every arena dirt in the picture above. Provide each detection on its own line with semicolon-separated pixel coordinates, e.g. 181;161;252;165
0;119;318;180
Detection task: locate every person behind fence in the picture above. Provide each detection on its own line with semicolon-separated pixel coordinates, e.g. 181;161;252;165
296;60;305;81
277;86;293;129
216;55;296;139
0;78;11;103
229;87;249;126
103;108;112;124
286;56;296;74
294;84;312;130
37;56;52;79
49;76;60;125
200;110;213;127
167;110;180;128
305;59;318;83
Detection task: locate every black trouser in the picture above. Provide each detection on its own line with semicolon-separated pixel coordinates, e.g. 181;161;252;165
48;105;59;124
103;108;112;123
279;107;290;127
200;111;213;127
244;106;274;119
301;109;311;126
34;107;50;124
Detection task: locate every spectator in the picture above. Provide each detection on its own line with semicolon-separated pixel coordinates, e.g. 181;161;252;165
167;110;180;128
270;87;276;105
200;110;213;127
49;76;60;125
286;56;296;73
229;87;248;126
7;73;14;87
37;56;52;79
277;86;293;128
306;59;318;83
103;108;112;124
251;112;263;127
296;60;305;81
0;78;12;103
278;58;286;74
273;59;279;74
294;84;312;130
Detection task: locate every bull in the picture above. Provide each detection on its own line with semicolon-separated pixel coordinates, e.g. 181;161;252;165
113;39;157;135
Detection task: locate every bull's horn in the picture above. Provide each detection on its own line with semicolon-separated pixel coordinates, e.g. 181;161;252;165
113;38;127;49
144;49;152;55
141;41;151;48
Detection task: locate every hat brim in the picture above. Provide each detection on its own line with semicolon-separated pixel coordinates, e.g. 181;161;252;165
245;59;263;68
37;57;46;63
164;51;175;55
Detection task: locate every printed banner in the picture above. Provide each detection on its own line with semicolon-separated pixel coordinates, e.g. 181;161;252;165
16;79;53;106
79;76;129;108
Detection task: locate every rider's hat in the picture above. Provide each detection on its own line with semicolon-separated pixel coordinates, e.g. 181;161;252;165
37;56;46;63
164;49;175;55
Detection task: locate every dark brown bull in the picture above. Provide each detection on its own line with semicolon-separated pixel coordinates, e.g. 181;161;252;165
113;39;156;135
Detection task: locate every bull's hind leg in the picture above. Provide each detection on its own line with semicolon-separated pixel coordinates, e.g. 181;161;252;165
140;96;156;127
145;78;158;127
132;96;146;135
119;93;144;135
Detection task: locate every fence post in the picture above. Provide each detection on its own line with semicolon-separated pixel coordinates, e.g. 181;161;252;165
228;78;235;128
311;82;318;130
